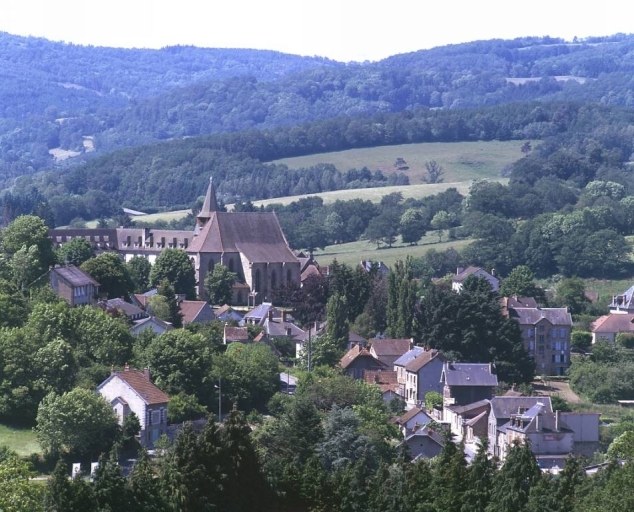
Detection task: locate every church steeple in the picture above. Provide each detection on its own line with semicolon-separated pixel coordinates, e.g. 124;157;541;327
196;177;219;230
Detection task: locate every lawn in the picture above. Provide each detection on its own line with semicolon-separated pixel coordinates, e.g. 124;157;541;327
313;234;473;268
0;423;41;457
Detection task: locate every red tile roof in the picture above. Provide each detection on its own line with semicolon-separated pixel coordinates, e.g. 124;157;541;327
363;370;398;393
113;369;169;405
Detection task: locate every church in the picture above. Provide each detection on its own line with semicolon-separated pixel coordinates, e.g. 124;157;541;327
49;179;301;304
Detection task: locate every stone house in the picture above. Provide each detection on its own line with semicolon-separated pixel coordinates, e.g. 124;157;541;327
340;345;388;379
505;304;572;376
97;366;169;449
403;349;445;408
369;338;413;367
591;314;634;344
451;266;499;293
441;362;498;407
49;265;100;307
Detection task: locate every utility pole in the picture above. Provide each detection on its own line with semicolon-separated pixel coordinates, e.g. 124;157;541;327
215;377;222;422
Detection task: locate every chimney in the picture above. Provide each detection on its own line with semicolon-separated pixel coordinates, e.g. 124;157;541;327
124;363;130;371
268;309;274;321
535;413;540;432
555;410;560;431
143;367;151;381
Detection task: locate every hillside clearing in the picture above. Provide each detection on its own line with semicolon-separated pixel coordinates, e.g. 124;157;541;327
313;234;472;268
271;140;530;184
0;423;41;457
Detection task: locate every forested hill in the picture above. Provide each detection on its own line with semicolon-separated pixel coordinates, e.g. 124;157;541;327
1;32;634;183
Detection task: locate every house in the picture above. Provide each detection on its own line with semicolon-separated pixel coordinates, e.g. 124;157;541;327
97;366;169;448
608;285;634;314
441;362;498;407
590;314;634;343
130;316;172;336
363;370;399;403
451;266;499;293
401;426;445;460
214;304;244;324
223;325;250;344
280;372;297;394
340;344;388;379
179;300;215;325
394;406;434;437
488;396;553;459
369;338;413;367
393;346;426;396
103;297;147;321
49;178;301;304
444;399;490;440
505;304;572;376
504;405;574;463
359;260;389;278
403;349;445;408
500;296;538;315
49;265;99;307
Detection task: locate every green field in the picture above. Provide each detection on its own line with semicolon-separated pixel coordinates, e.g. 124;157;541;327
314;234;473;268
272;140;530;184
0;423;41;457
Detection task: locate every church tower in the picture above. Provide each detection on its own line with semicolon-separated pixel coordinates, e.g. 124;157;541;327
195;177;219;233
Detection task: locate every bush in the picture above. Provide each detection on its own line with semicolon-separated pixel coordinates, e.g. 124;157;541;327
571;331;592;352
617;332;634;349
167;393;208;423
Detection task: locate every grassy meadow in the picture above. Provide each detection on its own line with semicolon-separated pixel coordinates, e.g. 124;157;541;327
271;140;530;183
314;234;472;268
0;423;41;457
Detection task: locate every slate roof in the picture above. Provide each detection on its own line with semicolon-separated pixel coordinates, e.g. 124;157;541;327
115;228;192;252
508;307;572;326
369;338;412;357
106;298;145;318
404;426;445;446
180;300;214;324
395;406;432;425
489;396;553;419
446;399;490;416
263;318;307;339
591;314;634;333
465;409;489;428
132;316;172;332
393;346;426;367
52;265;99;287
103;369;169;405
442;363;498;387
609;285;634;310
405;349;444;373
453;266;496;283
188;212;299;263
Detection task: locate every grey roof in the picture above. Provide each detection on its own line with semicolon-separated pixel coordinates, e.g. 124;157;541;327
490;396;553;419
395;406;432;425
609;285;634;310
53;265;99;287
369;338;412;356
446;399;490;415
453;266;497;283
106;298;145;317
393;346;425;367
442;363;498;387
508;307;572;326
405;349;444;373
263;318;306;339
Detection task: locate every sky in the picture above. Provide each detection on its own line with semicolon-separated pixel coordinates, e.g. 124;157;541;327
0;0;632;62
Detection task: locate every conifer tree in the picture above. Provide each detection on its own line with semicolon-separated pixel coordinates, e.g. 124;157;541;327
128;450;169;512
486;440;541;512
461;437;495;512
432;435;468;512
92;452;131;512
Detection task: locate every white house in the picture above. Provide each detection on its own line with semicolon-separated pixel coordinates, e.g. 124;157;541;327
97;366;169;448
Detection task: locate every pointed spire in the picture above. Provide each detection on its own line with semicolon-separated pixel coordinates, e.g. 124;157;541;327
196;177;219;232
199;176;219;216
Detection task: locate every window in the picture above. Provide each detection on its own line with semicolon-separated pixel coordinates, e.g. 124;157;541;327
151;410;161;425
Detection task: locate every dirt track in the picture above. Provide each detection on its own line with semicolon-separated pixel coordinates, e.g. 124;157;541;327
532;380;582;404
